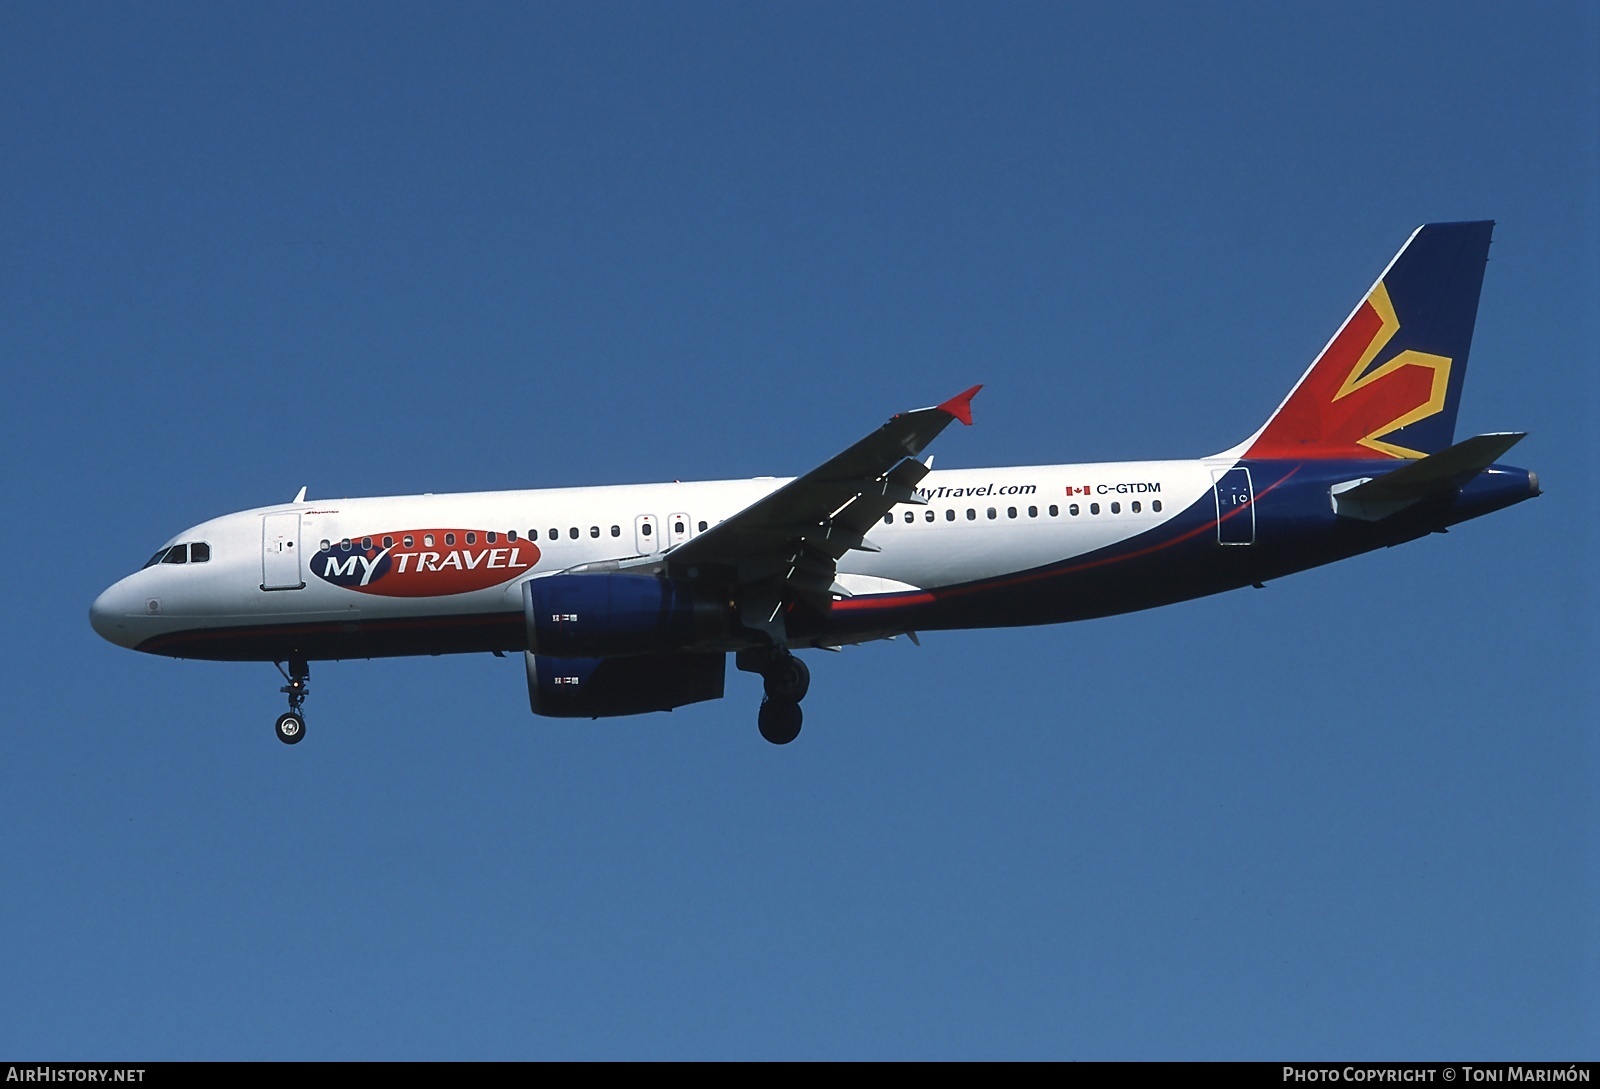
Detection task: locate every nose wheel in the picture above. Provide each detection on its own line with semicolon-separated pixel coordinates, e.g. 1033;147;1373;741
739;649;809;745
275;711;305;745
273;659;310;745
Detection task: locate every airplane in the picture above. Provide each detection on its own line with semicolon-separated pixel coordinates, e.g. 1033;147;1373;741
90;221;1539;746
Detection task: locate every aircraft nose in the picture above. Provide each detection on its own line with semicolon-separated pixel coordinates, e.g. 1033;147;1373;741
90;578;145;649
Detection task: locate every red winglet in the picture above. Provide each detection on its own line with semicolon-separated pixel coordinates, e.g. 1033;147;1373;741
936;384;982;426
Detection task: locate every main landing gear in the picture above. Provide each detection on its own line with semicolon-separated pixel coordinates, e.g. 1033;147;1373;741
273;659;310;745
740;648;810;746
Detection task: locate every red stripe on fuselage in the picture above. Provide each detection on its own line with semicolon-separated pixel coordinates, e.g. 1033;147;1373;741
831;465;1301;614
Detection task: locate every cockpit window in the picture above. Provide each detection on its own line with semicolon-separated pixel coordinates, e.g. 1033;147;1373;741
143;541;211;567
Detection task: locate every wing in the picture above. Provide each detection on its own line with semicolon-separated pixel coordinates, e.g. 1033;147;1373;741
664;386;981;642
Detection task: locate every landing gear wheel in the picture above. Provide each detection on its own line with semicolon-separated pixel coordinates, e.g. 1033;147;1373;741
762;653;810;702
275;712;305;745
274;659;311;745
758;699;803;745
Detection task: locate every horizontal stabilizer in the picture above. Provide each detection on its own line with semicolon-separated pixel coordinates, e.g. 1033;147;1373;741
1332;432;1525;521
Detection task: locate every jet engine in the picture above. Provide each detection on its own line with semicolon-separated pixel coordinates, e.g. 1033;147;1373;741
523;573;730;657
525;650;726;717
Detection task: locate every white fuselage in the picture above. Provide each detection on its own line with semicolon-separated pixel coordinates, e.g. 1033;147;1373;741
91;459;1219;655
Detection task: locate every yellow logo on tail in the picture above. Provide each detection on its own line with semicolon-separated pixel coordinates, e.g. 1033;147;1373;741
1334;282;1452;459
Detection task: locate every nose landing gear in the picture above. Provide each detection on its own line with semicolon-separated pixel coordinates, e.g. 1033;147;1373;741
739;648;810;745
273;659;310;745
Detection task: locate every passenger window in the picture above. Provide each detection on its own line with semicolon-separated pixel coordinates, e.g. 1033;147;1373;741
190;542;210;563
925;510;935;522
611;526;621;537
569;528;579;540
698;521;708;532
319;539;331;552
590;526;600;538
1049;505;1059;517
1028;506;1038;518
967;509;976;520
445;533;456;546
1069;504;1079;516
945;509;955;521
1153;500;1163;512
507;530;518;542
382;536;394;549
549;529;558;541
466;532;476;545
904;511;914;524
987;507;996;520
162;545;187;564
342;538;354;551
423;535;434;547
1007;507;1017;519
1132;501;1141;513
362;537;373;550
884;514;893;525
1090;503;1101;515
487;532;497;544
1111;502;1121;514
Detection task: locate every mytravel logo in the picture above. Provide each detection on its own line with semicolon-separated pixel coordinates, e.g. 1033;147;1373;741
312;529;540;597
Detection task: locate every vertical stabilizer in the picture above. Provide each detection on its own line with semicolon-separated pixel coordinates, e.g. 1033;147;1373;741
1232;221;1494;461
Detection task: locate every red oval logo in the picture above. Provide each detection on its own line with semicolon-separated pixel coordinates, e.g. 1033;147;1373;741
312;530;541;597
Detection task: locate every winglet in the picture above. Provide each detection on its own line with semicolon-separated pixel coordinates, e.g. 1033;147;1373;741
937;385;982;426
293;486;308;503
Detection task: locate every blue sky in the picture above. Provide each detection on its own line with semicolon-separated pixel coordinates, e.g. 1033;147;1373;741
2;3;1595;1059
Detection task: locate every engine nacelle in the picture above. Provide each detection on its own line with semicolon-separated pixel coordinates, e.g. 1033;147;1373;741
523;574;730;657
525;651;726;718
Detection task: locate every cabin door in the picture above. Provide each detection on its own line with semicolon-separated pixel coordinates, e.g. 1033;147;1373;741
262;513;306;590
1211;467;1255;545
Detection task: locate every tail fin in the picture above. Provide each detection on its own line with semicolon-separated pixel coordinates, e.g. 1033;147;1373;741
1235;221;1494;461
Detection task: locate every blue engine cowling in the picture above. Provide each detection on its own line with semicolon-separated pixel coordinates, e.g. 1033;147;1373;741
523;574;730;657
525;651;726;717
